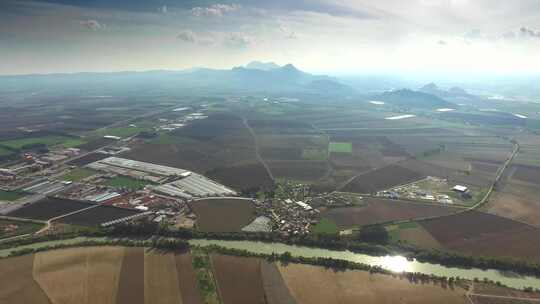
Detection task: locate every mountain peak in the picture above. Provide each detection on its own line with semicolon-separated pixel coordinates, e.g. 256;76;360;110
421;82;439;90
245;61;280;71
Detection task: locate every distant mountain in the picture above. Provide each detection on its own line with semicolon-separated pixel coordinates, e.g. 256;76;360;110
245;61;281;71
374;89;455;109
0;63;354;96
420;83;472;98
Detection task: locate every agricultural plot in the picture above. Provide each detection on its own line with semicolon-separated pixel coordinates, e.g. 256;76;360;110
8;197;94;221
0;255;51;304
126;114;259;176
342;164;425;194
311;217;339;234
0;219;43;239
175;254;204;304
278;263;469;304
421;212;540;261
483;162;540;226
0;135;79;150
323;198;459;229
33;247;124;304
329;142;352;153
387;222;442;250
58;167;97;182
267;160;329;182
144;251;183;304
211;254;267;304
191;198;256;232
68;152;109;166
206;162;274;191
260;261;297;304
58;205;140;226
116;247;144;304
76;137;116;151
0;190;25;201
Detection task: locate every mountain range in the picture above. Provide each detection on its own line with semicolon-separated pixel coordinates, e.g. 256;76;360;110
0;62;354;96
374;89;456;109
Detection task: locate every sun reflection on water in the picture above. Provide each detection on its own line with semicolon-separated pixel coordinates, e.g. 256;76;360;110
379;256;413;273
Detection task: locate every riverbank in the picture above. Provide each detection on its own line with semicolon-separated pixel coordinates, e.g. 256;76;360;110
2;235;540;290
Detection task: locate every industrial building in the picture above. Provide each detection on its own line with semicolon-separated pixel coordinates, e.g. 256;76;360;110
153;172;237;199
86;157;190;183
87;157;236;200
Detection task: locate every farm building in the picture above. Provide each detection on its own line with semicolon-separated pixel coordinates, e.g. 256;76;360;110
452;185;468;193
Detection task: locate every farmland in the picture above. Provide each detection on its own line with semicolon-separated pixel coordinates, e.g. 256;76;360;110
278;263;469;304
206;162;274;191
342;165;425;193
0;135;82;150
322;198;459;229
67;152;109;166
0;190;25;201
7;197;94;221
59;167;97;182
211;254;267;304
58;205;140;226
191;198;257;232
3;245;540;303
329;142;352;153
0;219;43;239
420;212;540;261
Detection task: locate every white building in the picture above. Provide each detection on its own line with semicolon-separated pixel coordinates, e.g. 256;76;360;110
452;185;468;193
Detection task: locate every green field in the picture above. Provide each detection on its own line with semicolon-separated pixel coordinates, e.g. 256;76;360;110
59;168;97;182
312;217;339;234
0;219;43;239
0;147;14;156
0;190;25;201
329;142;352;153
302;148;328;160
104;175;151;190
92;126;148;138
0;135;77;150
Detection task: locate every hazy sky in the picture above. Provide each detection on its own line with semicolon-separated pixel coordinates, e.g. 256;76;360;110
1;0;540;75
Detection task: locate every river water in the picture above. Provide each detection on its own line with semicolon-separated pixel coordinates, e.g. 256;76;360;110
190;239;540;290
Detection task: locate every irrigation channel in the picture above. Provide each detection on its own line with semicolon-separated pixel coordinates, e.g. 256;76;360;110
2;237;540;290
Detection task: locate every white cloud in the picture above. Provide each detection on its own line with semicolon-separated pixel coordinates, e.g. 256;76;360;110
520;27;540;38
279;25;297;39
79;19;104;30
177;30;197;43
191;4;241;17
224;32;254;48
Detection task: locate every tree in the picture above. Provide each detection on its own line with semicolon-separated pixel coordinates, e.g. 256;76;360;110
357;225;389;244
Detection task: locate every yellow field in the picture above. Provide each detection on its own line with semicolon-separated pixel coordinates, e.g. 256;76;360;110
86;247;125;304
33;246;125;304
278;263;470;304
144;251;183;304
0;254;50;304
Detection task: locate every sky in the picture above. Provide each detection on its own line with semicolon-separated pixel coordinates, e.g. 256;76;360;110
1;0;540;75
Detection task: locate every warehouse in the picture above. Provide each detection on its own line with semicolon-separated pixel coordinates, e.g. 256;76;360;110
86;157;190;183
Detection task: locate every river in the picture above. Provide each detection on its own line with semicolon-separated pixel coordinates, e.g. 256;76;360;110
2;236;539;290
190;239;540;290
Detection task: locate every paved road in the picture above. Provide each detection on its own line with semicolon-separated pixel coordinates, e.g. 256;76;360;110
242;118;275;181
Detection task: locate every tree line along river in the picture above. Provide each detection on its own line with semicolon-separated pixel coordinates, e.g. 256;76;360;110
1;237;539;290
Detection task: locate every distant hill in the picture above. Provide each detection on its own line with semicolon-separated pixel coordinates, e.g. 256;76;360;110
420;83;472;98
0;63;354;96
245;61;281;71
374;89;455;109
